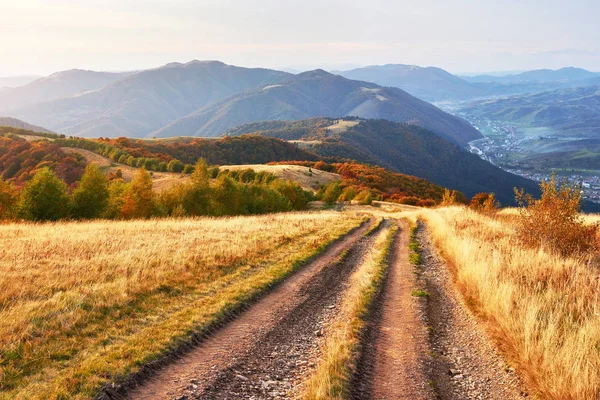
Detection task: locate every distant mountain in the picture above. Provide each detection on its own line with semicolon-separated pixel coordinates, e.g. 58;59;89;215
152;69;482;146
7;61;290;138
464;67;599;84
334;64;489;101
225;118;539;205
0;117;53;133
460;85;600;137
0;75;41;89
0;70;130;111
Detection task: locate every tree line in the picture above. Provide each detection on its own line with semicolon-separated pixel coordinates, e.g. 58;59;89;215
0;160;312;222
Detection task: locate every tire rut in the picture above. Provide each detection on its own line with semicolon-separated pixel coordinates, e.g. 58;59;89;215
121;218;379;400
196;220;389;399
351;220;433;400
417;223;528;400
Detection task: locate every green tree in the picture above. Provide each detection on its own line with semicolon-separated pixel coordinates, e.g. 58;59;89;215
129;168;154;218
167;159;184;173
71;164;109;219
19;168;70;221
322;181;342;204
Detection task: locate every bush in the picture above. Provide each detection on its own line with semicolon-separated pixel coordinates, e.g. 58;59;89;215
353;189;373;205
18;168;70;221
470;192;500;215
167;159;184;173
321;181;342;204
515;174;598;257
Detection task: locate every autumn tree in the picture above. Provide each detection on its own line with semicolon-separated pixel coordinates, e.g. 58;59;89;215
18;168;70;221
0;176;17;220
126;168;154;219
71;164;109;219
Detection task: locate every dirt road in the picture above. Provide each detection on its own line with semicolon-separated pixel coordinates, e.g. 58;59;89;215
104;218;528;400
115;218;382;399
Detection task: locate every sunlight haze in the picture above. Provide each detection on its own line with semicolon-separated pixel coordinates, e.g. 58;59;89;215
1;0;598;75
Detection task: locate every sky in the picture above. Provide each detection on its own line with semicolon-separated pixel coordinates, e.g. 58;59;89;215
1;0;599;76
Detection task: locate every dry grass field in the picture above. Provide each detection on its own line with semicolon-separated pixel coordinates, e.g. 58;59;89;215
0;212;364;399
417;207;600;399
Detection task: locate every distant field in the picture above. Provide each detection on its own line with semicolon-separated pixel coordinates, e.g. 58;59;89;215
220;164;340;191
0;212;364;399
61;147;191;192
324;119;360;134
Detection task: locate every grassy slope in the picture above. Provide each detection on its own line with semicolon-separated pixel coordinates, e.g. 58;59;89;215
418;207;600;399
0;212;364;399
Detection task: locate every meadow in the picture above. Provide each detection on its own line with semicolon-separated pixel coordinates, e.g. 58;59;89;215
0;212;364;399
418;206;600;399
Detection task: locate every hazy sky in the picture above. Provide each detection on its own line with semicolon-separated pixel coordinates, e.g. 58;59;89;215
1;0;599;76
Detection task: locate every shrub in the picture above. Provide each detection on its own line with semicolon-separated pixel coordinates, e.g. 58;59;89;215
167;159;184;173
353;189;373;205
515;174;599;257
338;186;356;202
322;181;342;204
439;188;467;206
470;192;500;215
18;168;70;221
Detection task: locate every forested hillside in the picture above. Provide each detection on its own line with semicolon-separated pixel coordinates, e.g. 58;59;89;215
227;118;540;204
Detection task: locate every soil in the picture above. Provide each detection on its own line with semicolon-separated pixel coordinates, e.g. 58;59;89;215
121;218;382;400
352;221;433;399
417;223;528;400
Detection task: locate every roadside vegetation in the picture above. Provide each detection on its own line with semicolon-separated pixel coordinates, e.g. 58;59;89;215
0;212;364;399
418;184;600;399
0;158;312;222
303;222;397;399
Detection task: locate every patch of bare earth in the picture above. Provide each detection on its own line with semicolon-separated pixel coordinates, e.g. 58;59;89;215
352;221;433;400
417;224;528;400
115;219;380;400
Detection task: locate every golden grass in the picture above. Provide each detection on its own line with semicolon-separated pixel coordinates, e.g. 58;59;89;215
324;119;360;134
418;206;600;399
0;212;364;399
303;221;397;399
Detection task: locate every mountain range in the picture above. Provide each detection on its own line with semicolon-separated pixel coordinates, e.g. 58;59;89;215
0;117;53;133
463;67;600;84
0;70;130;111
152;69;482;145
4;61;290;139
0;61;481;146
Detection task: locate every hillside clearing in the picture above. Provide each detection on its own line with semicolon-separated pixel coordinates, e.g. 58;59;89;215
324;119;360;134
0;212;364;399
60;147;190;191
220;164;340;191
